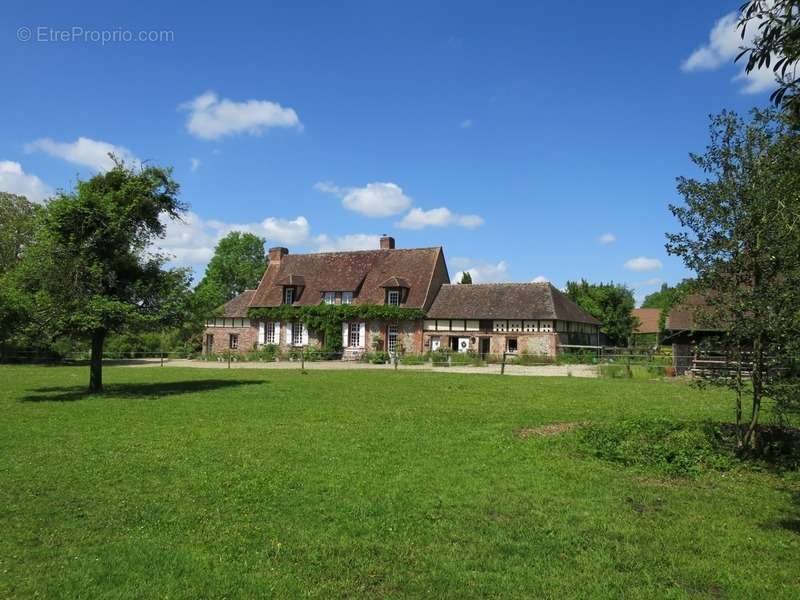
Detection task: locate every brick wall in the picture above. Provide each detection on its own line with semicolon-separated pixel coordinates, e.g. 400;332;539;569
203;325;259;354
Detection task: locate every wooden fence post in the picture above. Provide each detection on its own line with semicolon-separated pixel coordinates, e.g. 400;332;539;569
501;352;506;375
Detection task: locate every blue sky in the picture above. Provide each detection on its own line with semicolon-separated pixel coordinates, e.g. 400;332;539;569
2;1;777;304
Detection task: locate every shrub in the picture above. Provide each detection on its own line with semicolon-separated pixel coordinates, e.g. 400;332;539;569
400;354;425;365
579;419;735;476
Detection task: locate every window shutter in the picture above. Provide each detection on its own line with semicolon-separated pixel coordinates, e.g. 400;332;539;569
258;321;265;345
274;321;280;345
284;322;292;345
342;322;349;347
301;324;309;346
359;322;366;348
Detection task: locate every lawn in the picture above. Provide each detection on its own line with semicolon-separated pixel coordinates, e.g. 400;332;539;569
1;365;798;598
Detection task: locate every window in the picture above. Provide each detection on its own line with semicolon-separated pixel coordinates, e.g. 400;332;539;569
283;287;294;305
323;291;335;305
205;334;214;353
424;320;436;331
341;291;353;304
265;321;277;344
509;320;522;332
387;324;398;355
523;321;538;332
349;322;361;347
493;320;507;332
451;319;465;331
506;338;518;353
387;290;400;306
229;333;239;350
291;321;303;346
539;320;553;333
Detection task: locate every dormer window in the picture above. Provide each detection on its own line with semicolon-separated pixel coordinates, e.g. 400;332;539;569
341;292;353;304
323;291;335;305
387;290;400;306
283;287;295;305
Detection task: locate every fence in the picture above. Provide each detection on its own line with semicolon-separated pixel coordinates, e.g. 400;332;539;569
1;346;751;380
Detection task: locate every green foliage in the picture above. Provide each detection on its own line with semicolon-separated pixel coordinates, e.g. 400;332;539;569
737;1;800;125
195;231;266;310
565;279;636;346
459;271;472;284
13;158;192;391
399;354;425;365
363;351;390;364
248;304;425;353
667;109;800;444
0;192;42;276
580;419;735;476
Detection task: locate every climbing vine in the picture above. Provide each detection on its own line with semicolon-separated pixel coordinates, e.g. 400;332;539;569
247;304;425;352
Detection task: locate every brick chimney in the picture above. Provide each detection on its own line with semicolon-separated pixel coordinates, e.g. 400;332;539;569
380;235;395;250
268;246;288;263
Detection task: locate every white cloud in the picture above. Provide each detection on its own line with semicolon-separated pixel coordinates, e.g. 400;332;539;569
314;181;412;217
397;207;484;230
459;119;473;129
314;233;382;252
259;216;311;245
531;275;549;283
598;232;616;245
681;10;777;94
0;161;54;203
181;91;302;140
26;137;139;172
636;277;664;287
190;157;201;172
624;257;663;272
451;257;510;283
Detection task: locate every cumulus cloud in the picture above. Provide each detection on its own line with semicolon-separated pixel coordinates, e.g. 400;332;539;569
451;257;510;283
397;207;484;230
315;181;413;218
531;275;549;283
26;137;139;172
0;161;54;203
181;91;302;140
314;233;382;252
598;232;616;245
681;10;777;94
624;257;663;272
156;210;383;271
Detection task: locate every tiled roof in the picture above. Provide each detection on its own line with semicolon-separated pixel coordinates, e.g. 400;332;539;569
249;247;449;310
220;290;256;317
426;283;600;324
665;294;719;331
632;308;661;334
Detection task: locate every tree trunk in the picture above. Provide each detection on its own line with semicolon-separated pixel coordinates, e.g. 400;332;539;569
89;329;106;393
734;345;744;449
744;334;764;449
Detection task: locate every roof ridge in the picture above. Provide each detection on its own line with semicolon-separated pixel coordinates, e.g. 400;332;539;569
291;246;440;257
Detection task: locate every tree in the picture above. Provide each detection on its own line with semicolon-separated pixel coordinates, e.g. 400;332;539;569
459;271;473;284
666;109;800;448
16;158;192;392
0;192;41;276
565;279;637;346
195;231;266;309
736;1;800;125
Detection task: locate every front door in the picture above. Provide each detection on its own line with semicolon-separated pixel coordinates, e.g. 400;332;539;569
479;337;490;358
387;325;398;355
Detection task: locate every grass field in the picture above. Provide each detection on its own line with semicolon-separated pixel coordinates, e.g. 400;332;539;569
1;365;798;598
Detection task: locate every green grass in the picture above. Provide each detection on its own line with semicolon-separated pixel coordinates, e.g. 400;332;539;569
1;365;798;598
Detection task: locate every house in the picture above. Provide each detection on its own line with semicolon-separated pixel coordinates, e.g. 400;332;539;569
661;294;723;374
425;283;601;356
203;236;449;357
631;307;661;346
202;237;600;358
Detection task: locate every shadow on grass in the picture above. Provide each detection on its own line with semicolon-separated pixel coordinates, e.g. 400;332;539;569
21;379;265;402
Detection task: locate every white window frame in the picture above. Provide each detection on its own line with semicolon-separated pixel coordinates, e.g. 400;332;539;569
265;321;277;345
341;291;353;304
387;324;399;355
284;287;294;305
229;333;239;350
387;290;400;306
324;291;335;305
291;321;303;346
348;321;361;348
